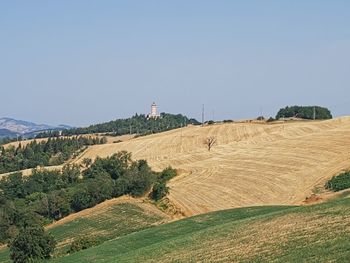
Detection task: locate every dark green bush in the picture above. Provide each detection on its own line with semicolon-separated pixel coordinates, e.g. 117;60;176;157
150;167;177;201
206;120;215;125
325;171;350;192
159;167;177;182
151;182;169;201
68;236;98;254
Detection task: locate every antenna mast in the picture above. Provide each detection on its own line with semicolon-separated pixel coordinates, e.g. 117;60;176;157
313;106;316;120
202;104;205;126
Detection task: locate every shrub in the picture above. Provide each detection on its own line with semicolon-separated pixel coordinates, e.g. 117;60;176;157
68;236;98;254
325;171;350;192
206;120;215;125
150;167;176;201
151;182;169;201
159;167;177;182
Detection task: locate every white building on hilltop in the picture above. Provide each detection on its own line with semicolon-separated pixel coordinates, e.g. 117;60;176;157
148;102;160;119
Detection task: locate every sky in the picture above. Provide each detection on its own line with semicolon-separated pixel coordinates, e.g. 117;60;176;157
0;1;349;127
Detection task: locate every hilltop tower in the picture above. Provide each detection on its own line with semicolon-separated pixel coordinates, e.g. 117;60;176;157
149;102;160;119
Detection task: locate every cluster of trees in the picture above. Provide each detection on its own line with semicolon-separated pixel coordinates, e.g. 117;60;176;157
36;113;200;138
276;106;332;120
0;151;176;262
325;171;350;192
0;136;106;174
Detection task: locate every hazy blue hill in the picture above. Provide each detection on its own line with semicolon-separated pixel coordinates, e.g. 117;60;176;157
0;117;71;138
0;128;18;138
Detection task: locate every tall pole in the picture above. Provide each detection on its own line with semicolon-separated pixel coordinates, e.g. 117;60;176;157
314;106;316;120
202;104;205;126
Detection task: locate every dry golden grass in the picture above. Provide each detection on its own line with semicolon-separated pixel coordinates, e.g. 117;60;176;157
2;134;134;149
157;206;350;263
73;117;350;216
0;165;63;179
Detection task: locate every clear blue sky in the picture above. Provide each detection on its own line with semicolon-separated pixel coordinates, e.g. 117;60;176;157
1;1;349;126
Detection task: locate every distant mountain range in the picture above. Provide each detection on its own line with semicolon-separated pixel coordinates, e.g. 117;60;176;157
0;117;71;138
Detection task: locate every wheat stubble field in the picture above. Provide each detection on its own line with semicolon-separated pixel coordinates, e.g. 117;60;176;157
71;117;350;216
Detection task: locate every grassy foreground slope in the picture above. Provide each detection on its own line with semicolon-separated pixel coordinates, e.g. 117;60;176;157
75;116;350;216
54;197;350;263
0;197;169;262
48;198;169;257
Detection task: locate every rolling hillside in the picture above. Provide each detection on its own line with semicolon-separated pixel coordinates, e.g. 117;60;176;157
0;197;170;263
72;117;350;216
53;196;350;263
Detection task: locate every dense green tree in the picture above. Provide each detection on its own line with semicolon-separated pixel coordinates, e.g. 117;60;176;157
0;198;18;241
150;167;176;201
47;190;71;220
61;164;81;185
25;192;49;218
276;106;332;120
0;173;26;199
84;151;131;180
10;225;56;263
70;188;92;212
151;182;169;201
86;177;114;205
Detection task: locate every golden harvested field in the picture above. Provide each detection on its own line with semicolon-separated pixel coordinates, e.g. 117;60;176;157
2;134;134;149
0;165;63;179
74;117;350;216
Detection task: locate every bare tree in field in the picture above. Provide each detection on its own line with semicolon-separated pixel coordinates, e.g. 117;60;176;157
204;136;217;151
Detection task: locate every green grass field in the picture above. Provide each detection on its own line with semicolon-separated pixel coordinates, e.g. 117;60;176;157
0;249;10;263
0;201;168;262
49;202;168;257
52;197;350;263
